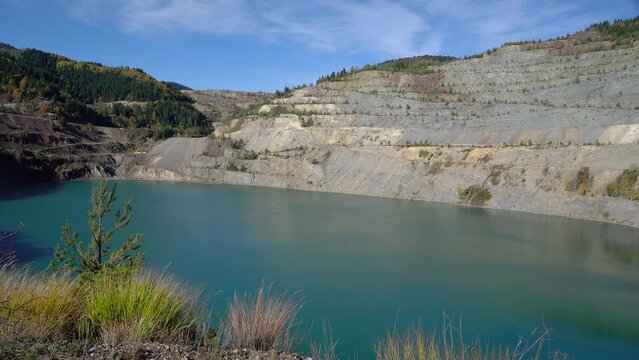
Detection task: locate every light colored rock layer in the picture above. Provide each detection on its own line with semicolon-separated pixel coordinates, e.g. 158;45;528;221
122;42;639;227
121;137;639;228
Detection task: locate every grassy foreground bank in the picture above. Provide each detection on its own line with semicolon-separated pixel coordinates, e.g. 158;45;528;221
0;182;568;359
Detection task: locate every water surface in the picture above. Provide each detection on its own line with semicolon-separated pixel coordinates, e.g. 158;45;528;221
1;181;638;359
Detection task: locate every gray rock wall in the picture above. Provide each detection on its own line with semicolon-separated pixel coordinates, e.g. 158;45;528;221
120;42;639;228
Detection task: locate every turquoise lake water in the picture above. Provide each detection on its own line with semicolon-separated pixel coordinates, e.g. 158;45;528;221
1;180;638;359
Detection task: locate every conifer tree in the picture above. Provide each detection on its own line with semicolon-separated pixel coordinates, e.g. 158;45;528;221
51;180;143;278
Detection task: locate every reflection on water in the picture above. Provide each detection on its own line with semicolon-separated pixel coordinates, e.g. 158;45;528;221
0;230;52;264
0;182;61;202
604;238;639;268
0;181;638;359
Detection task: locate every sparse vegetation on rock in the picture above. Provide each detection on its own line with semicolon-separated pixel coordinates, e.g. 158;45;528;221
607;168;639;201
564;167;592;196
457;185;492;206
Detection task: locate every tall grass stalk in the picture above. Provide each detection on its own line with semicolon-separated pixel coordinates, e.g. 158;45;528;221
374;317;568;360
221;282;303;351
0;229;18;268
310;319;340;360
0;268;80;342
81;271;205;344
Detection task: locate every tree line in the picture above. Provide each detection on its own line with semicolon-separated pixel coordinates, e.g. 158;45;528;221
0;47;210;137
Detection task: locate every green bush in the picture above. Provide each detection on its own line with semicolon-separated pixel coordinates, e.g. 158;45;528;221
81;272;204;343
242;150;258;160
457;185;492;206
606;169;639;200
0;268;204;345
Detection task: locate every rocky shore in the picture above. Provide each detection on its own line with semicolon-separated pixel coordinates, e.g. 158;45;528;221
1;342;310;360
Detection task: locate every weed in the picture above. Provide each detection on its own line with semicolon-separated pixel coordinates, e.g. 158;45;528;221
221;283;302;351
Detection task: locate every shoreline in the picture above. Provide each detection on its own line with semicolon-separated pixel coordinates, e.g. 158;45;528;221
83;174;639;230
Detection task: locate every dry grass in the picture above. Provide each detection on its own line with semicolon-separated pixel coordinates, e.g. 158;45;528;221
0;269;81;342
81;271;206;344
309;320;340;360
0;268;573;360
221;283;303;351
374;317;569;360
0;229;18;268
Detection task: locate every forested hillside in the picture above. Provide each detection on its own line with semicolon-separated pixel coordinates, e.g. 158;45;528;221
0;44;208;138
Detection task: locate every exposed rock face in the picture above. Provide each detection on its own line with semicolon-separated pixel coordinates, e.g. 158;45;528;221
231;46;638;150
122;137;639;228
122;37;639;227
0;113;129;185
184;90;272;123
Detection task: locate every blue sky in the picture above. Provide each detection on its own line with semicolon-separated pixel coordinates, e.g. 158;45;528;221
1;0;637;92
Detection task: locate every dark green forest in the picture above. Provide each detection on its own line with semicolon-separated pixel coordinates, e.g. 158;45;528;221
315;54;457;83
589;16;639;43
0;45;209;137
371;55;457;75
100;100;206;139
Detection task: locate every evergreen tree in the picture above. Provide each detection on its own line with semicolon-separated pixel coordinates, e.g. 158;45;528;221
51;181;143;279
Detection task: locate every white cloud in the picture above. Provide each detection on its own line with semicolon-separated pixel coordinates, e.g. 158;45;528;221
63;0;439;57
118;0;254;35
260;0;440;55
420;0;608;49
61;0;633;58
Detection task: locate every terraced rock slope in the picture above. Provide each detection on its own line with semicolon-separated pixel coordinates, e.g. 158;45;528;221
123;22;639;227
